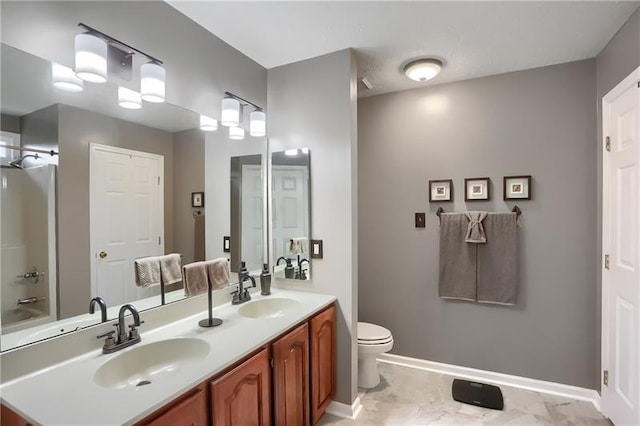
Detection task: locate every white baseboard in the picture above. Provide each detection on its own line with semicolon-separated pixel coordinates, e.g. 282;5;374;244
326;396;363;420
377;353;601;412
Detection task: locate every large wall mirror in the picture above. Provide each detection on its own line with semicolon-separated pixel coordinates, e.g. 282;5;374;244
0;43;267;351
271;149;311;281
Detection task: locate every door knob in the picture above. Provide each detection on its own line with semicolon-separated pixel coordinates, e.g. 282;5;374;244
99;251;108;259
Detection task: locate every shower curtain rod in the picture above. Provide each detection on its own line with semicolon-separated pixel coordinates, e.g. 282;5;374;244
3;145;58;156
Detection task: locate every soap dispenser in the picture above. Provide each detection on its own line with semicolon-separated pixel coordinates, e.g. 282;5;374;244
276;256;295;279
260;263;271;295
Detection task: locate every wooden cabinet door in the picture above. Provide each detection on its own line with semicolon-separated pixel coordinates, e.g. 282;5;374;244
310;305;336;424
143;385;207;426
1;404;29;426
273;322;310;426
210;348;271;426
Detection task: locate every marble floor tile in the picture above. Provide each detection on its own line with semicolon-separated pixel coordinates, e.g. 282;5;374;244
317;362;609;426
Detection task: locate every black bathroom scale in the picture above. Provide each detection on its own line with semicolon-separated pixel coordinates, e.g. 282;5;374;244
452;379;504;410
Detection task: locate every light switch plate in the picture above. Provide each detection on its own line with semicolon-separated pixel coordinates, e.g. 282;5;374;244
311;239;323;259
415;212;426;228
223;236;231;253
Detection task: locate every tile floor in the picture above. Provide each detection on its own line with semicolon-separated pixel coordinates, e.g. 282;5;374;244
318;362;611;426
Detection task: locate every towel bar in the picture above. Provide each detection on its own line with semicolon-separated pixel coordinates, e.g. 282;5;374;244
435;205;522;226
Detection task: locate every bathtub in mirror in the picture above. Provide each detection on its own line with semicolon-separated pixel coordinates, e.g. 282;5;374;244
271;149;311;280
0;43;266;351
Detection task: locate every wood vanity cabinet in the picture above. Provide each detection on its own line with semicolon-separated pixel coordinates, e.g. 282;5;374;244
272;322;310;426
310;304;336;424
210;347;271;426
144;384;207;426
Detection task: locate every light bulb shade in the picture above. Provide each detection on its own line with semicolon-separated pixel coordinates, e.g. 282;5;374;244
229;126;245;140
75;33;108;83
249;110;266;137
52;63;84;93
404;58;443;82
141;62;166;103
221;97;241;127
200;115;218;131
118;87;142;110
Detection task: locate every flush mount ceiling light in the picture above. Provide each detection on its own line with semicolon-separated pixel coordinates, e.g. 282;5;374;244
229;126;245;140
403;58;443;82
75;32;108;83
200;115;218;132
74;23;166;103
118;87;142;110
52;63;84;93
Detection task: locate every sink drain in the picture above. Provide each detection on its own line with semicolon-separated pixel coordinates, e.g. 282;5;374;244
136;380;152;387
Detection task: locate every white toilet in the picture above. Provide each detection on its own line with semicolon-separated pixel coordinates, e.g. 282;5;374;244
357;322;394;389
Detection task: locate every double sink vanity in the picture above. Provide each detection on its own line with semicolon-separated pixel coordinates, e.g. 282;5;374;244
1;289;336;425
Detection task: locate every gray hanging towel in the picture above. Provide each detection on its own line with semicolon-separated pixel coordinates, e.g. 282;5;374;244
464;211;488;243
439;213;477;301
477;213;518;305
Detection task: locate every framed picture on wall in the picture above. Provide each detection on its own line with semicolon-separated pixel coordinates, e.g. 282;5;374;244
429;179;453;202
503;175;532;200
464;177;490;201
191;191;205;208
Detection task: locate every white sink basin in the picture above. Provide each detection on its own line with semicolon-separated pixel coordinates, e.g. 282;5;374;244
237;298;302;319
93;338;210;389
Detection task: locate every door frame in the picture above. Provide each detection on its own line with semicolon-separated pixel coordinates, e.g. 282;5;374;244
601;65;640;419
89;143;164;299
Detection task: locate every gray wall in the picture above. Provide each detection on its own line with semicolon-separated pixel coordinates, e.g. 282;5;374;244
1;113;20;133
267;49;359;405
172;128;205;266
595;5;640;387
358;60;598;389
20;105;59;167
57;105;174;319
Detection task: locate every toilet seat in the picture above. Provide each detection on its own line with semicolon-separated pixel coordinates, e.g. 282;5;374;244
358;322;392;345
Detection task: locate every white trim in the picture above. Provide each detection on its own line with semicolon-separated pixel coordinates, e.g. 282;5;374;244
325;396;364;420
377;353;601;412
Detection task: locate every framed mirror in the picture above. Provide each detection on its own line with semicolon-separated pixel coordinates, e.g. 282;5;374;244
0;43;260;351
271;149;311;280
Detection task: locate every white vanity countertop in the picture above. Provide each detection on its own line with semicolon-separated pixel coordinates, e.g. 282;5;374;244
0;289;336;425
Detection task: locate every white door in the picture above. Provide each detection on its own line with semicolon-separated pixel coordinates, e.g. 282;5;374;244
271;166;309;261
241;164;263;272
90;144;164;306
602;67;640;426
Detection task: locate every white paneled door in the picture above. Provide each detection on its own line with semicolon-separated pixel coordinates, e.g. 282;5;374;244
602;66;640;426
90;144;164;306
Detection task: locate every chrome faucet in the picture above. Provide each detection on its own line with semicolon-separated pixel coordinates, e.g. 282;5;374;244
89;297;108;323
232;261;256;305
97;304;144;354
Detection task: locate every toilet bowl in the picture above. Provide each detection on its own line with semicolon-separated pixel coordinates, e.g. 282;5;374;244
357;322;393;389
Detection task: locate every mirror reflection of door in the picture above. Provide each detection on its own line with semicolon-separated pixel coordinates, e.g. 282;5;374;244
271;149;311;280
90;144;164;306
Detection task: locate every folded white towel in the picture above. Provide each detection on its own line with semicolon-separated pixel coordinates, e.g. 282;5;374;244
134;256;161;288
183;261;208;297
289;237;308;255
160;253;182;285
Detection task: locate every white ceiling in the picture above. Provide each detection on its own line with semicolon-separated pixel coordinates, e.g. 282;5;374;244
168;1;639;97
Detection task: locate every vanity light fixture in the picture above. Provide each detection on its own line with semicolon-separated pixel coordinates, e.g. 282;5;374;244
221;96;241;127
74;32;108;83
249;109;266;137
403;58;443;82
140;61;166;103
74;23;165;102
52;63;84;93
200;115;218;131
229;126;245;140
285;149;299;156
221;92;266;137
118;87;142;110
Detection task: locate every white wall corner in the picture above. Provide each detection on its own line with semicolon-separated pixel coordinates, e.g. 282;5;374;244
326;395;364;420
